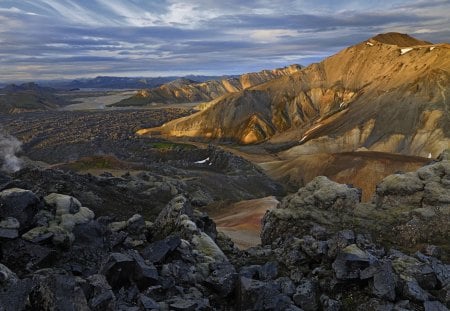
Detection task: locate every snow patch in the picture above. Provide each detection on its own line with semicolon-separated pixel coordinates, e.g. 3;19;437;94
195;157;210;164
400;48;413;55
299;135;309;143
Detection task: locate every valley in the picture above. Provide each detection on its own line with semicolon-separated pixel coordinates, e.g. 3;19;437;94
1;32;449;310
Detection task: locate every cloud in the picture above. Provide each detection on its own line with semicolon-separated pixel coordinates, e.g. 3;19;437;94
0;0;449;81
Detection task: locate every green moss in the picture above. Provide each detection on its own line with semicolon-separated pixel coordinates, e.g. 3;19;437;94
150;142;196;150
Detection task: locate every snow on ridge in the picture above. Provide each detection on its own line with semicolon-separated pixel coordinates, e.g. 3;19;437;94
400;47;414;55
195;157;210;164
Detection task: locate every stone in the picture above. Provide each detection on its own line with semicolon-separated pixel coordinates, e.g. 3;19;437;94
237;276;281;310
100;253;136;289
152;195;193;240
126;214;146;235
363;261;396;301
0;188;40;228
0;217;19;239
293;279;319;311
401;280;430;302
0;264;32;311
1;239;57;272
205;262;237;297
85;274;116;311
276;277;296;296
129;252;159;290
259;261;278;280
140;236;181;263
28;272;89;311
44;193;82;215
423;301;448;311
22;226;54;243
191;232;227;262
332;244;370;280
139;294;160;310
320;295;342;311
59;206;95;231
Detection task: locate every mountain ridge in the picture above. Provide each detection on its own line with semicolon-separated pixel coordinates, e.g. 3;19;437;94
112;64;302;107
138;33;450;158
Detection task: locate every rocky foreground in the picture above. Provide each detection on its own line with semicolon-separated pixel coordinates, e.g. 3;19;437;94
0;156;449;310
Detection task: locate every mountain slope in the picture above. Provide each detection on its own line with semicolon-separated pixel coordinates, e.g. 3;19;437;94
112;65;302;106
138;33;450;157
0;82;65;113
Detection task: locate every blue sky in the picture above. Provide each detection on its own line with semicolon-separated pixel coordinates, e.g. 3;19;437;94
0;0;449;82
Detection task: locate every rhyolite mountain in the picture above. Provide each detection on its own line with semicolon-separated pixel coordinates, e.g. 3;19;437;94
0;82;66;114
112;65;302;106
139;32;449;157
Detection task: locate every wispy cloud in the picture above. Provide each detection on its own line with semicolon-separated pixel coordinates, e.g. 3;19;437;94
0;0;449;81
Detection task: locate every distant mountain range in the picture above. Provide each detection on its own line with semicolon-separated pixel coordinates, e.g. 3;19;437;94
40;75;238;90
111;65;302;107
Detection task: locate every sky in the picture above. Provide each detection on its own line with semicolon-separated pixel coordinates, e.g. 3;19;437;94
0;0;449;82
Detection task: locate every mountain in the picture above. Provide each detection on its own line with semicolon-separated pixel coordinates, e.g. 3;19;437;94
139;33;449;157
111;65;302;107
0;82;65;113
41;75;237;90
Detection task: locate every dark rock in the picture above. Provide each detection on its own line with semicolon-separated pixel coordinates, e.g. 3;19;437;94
0;263;33;311
205;262;237;297
0;239;57;274
237;276;281;311
276;277;296;296
332;244;370;280
100;252;136;289
129;251;159;290
423;300;448;311
423;245;442;259
401;280;430;302
240;265;261;279
293;279;319;311
169;298;209;311
430;258;450;288
0;217;19;239
320;295;342;311
84;274;116;310
0;188;40;228
140;236;181;263
72;220;106;248
139;294;160;310
127;214;146;235
28;271;89;311
0;227;18;239
362;261;396;301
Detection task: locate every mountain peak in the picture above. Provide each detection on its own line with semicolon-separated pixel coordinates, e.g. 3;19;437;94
370;32;432;47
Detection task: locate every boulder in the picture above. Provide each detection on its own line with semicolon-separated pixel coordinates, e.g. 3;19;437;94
84;274;116;310
293;279;319;311
44;193;82;215
0;263;33;311
0;188;40;228
28;270;89;311
140;236;181;263
0;217;19;239
332;244;370;280
423;301;448;311
100;253;137;289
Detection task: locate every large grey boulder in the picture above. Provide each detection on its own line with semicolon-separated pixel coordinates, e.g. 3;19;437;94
0;188;40;228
